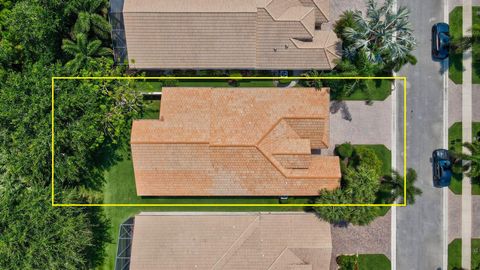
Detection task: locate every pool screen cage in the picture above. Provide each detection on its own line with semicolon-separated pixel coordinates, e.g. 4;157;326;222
114;217;134;270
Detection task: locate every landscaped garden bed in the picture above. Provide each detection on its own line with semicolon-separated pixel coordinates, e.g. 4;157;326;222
449;6;463;84
448;238;480;269
448;122;480;195
337;254;391;270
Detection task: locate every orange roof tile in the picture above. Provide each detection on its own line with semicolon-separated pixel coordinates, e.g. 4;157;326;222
131;88;341;196
129;212;332;270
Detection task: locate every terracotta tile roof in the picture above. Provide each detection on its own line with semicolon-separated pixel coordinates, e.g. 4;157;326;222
131;88;341;196
122;0;341;69
129;212;332;270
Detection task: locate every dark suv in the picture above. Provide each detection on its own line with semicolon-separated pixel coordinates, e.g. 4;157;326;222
432;23;450;60
432;149;452;187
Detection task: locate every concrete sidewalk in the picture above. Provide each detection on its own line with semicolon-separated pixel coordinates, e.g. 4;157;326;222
461;1;473;269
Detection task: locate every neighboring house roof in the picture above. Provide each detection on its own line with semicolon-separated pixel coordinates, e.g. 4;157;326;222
130;87;341;196
122;0;341;70
129;212;332;270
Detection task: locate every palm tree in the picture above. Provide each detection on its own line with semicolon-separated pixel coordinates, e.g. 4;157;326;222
382;168;422;205
451;24;480;53
66;0;111;40
454;141;480;179
62;33;112;71
341;0;416;69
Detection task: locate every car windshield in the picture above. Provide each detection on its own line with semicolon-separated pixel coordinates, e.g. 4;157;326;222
439;33;450;47
440;160;451;170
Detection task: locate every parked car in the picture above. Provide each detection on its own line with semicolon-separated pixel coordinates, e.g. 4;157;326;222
432;23;450;60
432;149;452;187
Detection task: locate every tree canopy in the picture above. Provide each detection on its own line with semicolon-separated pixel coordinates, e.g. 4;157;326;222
0;0;134;268
335;0;417;71
314;148;383;225
0;180;110;269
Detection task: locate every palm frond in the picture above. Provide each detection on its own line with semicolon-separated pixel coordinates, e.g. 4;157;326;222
73;12;91;35
90;13;111;39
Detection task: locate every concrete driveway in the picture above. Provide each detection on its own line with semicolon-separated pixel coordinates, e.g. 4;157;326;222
330;211;392;270
327;96;392;155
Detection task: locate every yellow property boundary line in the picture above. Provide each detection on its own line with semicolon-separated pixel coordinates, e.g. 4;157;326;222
51;76;407;207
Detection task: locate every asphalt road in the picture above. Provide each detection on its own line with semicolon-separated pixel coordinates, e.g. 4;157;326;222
396;0;447;269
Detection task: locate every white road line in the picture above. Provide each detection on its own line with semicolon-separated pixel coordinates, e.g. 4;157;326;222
442;1;449;269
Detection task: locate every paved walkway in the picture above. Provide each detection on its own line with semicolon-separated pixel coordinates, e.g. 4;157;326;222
449;0;480;11
461;1;473;268
449;191;480;242
329;211;391;270
449;83;480;125
328;97;392;155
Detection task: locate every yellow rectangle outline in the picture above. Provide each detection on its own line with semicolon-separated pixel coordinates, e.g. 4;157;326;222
51;76;407;207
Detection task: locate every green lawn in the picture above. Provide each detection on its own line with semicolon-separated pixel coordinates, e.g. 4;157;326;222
135;78;392;101
448;239;480;269
337;254;391;270
448;122;480;195
448;6;480;84
343;79;392;101
449;7;463;84
135;79;275;92
473;7;480;84
141;100;160;119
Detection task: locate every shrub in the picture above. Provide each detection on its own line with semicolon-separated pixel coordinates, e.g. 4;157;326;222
161;79;179;87
337;255;357;270
353;147;382;177
278;78;292;84
337;142;354;159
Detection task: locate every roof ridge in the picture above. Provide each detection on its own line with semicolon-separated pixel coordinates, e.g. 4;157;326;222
211;216;260;269
265;247;308;270
309;0;329;22
255;117;328;179
263;0;315;38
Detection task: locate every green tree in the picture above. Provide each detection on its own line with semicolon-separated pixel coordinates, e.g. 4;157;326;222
451;24;480;53
329;50;385;98
0;62;141;192
337;255;359;270
352;147;383;178
0;0;13;32
381;168;423;204
340;0;417;70
65;0;111;40
334;10;356;43
315;166;382;225
0;0;64;68
453;142;480;179
336;142;354;160
62;33;112;71
314;146;386;225
0;181;110;269
300;70;323;89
